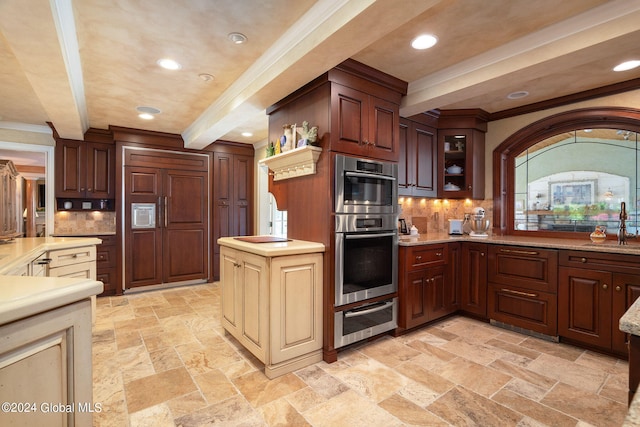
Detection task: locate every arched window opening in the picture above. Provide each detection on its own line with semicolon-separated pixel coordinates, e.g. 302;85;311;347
493;107;640;238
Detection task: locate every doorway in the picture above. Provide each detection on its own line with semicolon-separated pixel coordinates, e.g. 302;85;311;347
0;142;54;236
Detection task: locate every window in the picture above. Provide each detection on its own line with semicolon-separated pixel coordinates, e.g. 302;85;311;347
493;107;640;238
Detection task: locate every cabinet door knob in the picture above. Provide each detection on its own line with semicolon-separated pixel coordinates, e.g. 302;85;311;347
481;252;485;256
616;285;622;292
603;284;608;290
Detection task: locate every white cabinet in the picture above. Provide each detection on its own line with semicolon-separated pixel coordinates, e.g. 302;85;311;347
0;299;94;426
47;245;97;323
47;246;96;279
220;240;324;378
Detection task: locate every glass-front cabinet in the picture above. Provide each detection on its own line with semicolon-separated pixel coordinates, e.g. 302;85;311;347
438;128;485;199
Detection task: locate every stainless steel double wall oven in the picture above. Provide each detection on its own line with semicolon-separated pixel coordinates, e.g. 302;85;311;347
334;154;398;348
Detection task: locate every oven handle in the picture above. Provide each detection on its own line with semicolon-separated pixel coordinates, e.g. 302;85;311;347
345;232;396;240
345;171;396;181
344;301;394;318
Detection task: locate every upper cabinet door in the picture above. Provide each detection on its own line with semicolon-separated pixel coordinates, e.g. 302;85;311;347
368;96;399;161
55;140;84;198
331;84;400;161
86;142;115;199
55;140;115;199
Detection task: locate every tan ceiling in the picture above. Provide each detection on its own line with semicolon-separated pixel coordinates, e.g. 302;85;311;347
1;0;639;150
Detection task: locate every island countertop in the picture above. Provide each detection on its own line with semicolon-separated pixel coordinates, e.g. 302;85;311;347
217;236;325;257
0;236;102;274
0;275;103;325
398;231;640;255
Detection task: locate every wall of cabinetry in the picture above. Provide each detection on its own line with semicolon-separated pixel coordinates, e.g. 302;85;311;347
122;146;210;289
400;239;640;359
267;59;407;363
212;142;254;280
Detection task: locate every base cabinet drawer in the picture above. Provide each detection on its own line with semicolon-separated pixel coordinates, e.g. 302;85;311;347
488;283;557;336
48;246;96;269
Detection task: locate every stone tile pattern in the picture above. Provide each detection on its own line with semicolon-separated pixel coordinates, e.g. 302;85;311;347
92;283;629;426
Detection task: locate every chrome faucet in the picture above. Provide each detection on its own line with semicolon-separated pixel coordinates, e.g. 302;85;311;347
618;201;637;245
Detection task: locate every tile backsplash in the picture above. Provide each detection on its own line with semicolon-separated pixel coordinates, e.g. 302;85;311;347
54;211;116;235
398;197;493;234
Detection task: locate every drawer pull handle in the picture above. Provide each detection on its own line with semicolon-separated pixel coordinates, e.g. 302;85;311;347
415;256;422;261
500;249;538;256
603;284;608;290
501;288;537;298
581;257;587;263
436;252;442;257
616;286;622;292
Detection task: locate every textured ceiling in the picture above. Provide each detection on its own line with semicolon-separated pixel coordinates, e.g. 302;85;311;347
0;0;639;150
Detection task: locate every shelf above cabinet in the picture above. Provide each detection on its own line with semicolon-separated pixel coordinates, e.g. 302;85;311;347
259;145;322;181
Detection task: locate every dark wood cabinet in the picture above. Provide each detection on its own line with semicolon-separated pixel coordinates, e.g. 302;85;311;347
461;242;488;317
123;148;210;290
558;266;612;348
612;274;640;354
55;140;115;199
212;143;254;281
398;244;456;333
398;116;438;197
331;84;400;162
267;59;407;363
437;109;488;199
96;234;118;296
558;250;640;355
487;245;558;336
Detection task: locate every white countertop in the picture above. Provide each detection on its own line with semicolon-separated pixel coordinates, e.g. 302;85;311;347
0;237;104;325
0;236;102;274
217;236;325;257
0;275;103;324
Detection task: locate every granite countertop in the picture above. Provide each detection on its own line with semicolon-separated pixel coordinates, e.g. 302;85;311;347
0;236;102;275
621;298;640;426
0;275;103;325
398;231;640;255
217;236;325;257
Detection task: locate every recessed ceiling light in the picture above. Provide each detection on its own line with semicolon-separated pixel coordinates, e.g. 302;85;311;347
228;32;247;44
136;106;161;120
411;34;438;50
157;58;182;70
507;90;529;100
199;73;215;82
136;106;161;115
613;60;640;72
241;132;253;137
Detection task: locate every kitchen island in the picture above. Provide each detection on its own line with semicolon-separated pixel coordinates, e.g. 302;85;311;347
218;236;324;378
0;237;103;427
620;298;640;426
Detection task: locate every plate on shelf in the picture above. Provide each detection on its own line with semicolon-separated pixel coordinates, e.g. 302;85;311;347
443;183;461;191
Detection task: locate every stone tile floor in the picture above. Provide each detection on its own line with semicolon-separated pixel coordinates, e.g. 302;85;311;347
92;282;629;426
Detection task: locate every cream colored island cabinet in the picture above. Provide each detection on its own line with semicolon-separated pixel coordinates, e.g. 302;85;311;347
0;275;102;427
218;236;324;379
